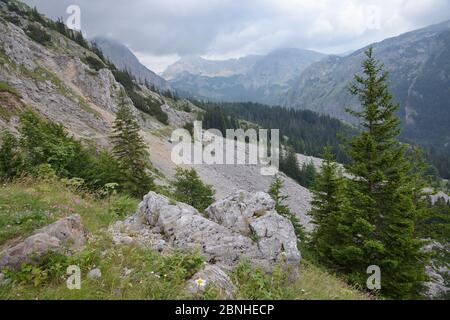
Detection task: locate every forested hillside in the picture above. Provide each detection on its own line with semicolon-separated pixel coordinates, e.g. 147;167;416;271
283;20;450;179
196;101;356;164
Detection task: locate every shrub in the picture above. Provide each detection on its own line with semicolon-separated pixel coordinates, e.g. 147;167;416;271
26;24;51;46
231;260;295;299
6;2;24;16
182;104;192;113
108;195;137;218
147;98;169;125
4;14;21;26
112;69;135;91
0;131;23;180
5;252;69;287
28;6;46;25
14;110;122;192
171;167;215;212
83;55;105;71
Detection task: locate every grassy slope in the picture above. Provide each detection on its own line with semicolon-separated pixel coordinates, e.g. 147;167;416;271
0;179;370;300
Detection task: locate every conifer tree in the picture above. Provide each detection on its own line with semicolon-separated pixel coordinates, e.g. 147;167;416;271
342;48;428;298
172;167;215;212
111;92;154;197
269;175;305;240
280;146;301;182
299;161;317;189
309;147;346;265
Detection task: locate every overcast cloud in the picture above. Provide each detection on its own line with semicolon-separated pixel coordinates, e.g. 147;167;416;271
23;0;450;73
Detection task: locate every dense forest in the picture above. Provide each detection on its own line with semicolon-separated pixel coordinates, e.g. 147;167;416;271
195;100;356;164
194;100;449;182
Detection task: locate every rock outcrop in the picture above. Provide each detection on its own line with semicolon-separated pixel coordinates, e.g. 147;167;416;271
111;190;301;279
0;215;85;270
140;190;300;274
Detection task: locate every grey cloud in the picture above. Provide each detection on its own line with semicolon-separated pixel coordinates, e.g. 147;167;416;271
22;0;450;70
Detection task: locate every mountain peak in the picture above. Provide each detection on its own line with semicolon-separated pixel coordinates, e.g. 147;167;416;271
91;37;170;90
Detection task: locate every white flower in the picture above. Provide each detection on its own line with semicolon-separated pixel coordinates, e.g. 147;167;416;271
195;278;207;288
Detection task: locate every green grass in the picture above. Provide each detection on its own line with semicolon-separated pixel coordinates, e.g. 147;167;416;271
0;178;137;245
0;178;372;300
0;81;21;97
0;242;207;300
231;259;371;300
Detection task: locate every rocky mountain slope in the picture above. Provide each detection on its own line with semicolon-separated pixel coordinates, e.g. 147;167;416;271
0;0;313;230
92;36;171;91
283;20;450;153
164;49;326;104
1;1;447;300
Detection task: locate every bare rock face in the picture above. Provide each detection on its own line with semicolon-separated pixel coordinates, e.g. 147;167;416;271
185;264;236;299
136;191;301;275
423;241;449;299
0;215;85;270
204;191;275;235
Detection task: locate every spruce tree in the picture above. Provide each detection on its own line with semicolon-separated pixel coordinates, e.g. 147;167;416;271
172;167;215;212
280;146;301;182
111;92;154;198
299;161;317;189
342;48;428;298
268;175;305;240
309;146;346;265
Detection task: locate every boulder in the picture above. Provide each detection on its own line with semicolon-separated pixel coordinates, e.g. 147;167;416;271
0;215;85;270
186;264;236;299
249;213;300;267
137;191;301;275
138;192;260;269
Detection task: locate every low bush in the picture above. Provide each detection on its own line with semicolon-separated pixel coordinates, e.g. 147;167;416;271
26;24;51;46
83;56;105;71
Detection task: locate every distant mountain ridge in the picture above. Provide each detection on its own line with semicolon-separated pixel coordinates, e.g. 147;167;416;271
163;48;327;104
283;20;450;153
92;36;171;91
162;55;262;80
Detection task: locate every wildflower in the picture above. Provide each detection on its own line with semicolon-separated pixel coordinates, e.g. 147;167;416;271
195;278;207;288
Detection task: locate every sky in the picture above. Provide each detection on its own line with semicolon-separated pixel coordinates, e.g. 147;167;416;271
23;0;450;73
